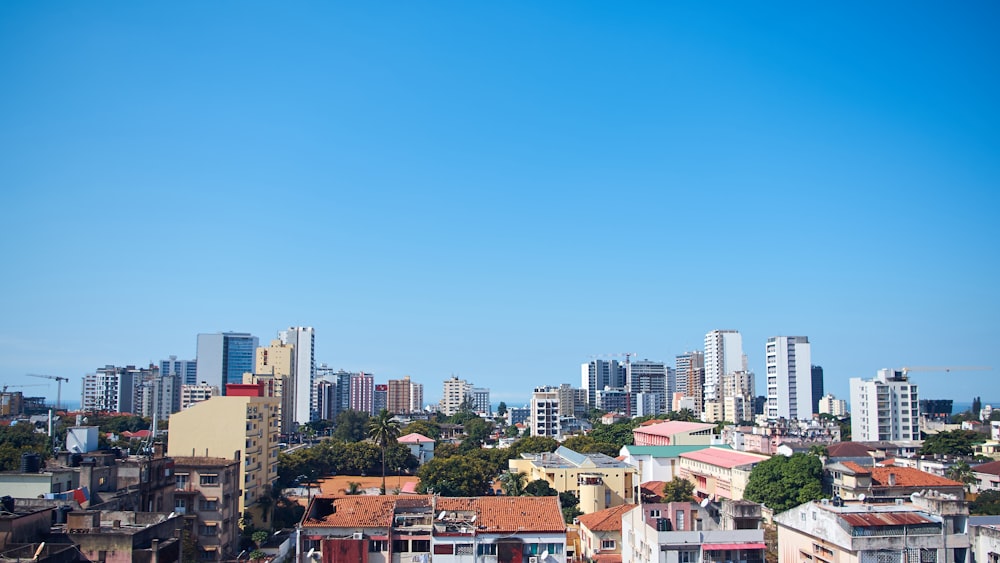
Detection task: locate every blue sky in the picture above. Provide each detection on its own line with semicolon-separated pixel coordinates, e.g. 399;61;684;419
1;2;998;408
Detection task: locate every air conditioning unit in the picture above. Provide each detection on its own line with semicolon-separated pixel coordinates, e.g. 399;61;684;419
529;557;539;563
353;532;364;540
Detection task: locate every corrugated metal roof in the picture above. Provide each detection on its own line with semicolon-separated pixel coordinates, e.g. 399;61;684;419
841;512;933;527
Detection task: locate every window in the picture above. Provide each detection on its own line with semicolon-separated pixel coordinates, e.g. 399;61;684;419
393;540;409;553
199;523;218;536
478;544;498;556
457;544;474;556
412;540;430;552
679;550;697;563
200;474;219;486
202;499;218;511
649;509;660;518
677;511;685;530
602;540;616;550
369;540;388;553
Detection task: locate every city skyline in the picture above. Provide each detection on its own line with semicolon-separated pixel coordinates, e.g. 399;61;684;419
1;3;997;408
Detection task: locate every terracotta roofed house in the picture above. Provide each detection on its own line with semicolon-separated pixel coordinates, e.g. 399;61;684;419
577;504;636;562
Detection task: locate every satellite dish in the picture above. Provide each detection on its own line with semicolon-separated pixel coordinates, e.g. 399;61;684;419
470;515;476;523
858;494;866;502
700;498;711;508
542;551;549;559
910;492;921;502
438;511;447;520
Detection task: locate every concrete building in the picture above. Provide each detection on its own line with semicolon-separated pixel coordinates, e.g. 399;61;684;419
676;351;705;415
135;368;181;421
826;462;966;501
819;394;848;417
298;495;566;563
440;376;472;416
161;355;198;386
628;360;671;416
633;421;717;447
62;510;184;563
622;500;766;563
374;383;388;414
509;446;638;514
619;445;720;484
531;386;561;439
315;379;337;420
388;376;422;414
81;364;146;414
167;383;280;515
774;494;970;563
278;326;316;424
172;456;242;560
583;360;627;408
398;433;435;465
349;372;374;415
556;383;589;418
577;504;635;560
196;332;259;393
812;365;825;415
850;369;920;442
180;382;219;410
471;387;491;415
595;386;631;416
704;330;745;404
677;447;770;501
254;338;296;435
765;336;813;420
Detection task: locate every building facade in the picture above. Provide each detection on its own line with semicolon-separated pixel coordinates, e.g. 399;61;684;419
172;456;242;561
531;386;562;439
850;369;920;442
704;330;744;404
765;336;813;420
278;326;316;424
196;332;259;393
439;376;472;416
582;360;627;408
161;355;198;386
628;360;670;416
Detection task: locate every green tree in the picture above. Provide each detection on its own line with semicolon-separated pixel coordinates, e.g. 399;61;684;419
525;479;557;497
561;436;620;457
560;491;582;523
920;430;986;456
945;460;978;491
332;410;371;442
497;402;508;417
669;409;698;422
0;423;50;471
403;420;441;440
460;417;494;451
971;490;1000;515
416;456;493;496
588;421;635;449
661;478;696;503
509;436;560;458
369;409;402;493
744;454;824;512
499;471;528;496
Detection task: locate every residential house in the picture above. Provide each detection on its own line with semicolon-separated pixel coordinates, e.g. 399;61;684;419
398;433;435;466
826;463;966;501
577;504;635;562
972;461;1000;494
621;500;766;563
172;456;242;561
619;445;721;484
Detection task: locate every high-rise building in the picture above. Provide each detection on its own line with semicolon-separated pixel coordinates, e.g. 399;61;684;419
82;364;151;413
136;368;180;422
254;339;296;435
160;356;198;386
278;326;315;424
704;330;745;403
765;336;813;420
581;360;626;408
595;387;631;415
471;387;491;415
388;376;415;414
196;332;259;393
818;394;847;417
556;384;588;418
530;386;561;439
180;382;219;410
315;379;338;420
675;351;705;414
410;381;424;413
850;369;920;442
374;384;388;414
168;382;280;515
349;372;374;414
439;376;472;416
811;365;825;415
627;360;670;416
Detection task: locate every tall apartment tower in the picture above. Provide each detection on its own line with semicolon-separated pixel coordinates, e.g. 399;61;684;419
82;365;145;413
675;351;705;413
850;369;920;442
765;336;813;420
440;376;472;416
315;379;337;420
581;359;627;408
254;339;296;435
704;330;745;403
410;381;424;413
388;376;422;414
530;386;561;439
627;360;670;415
136;369;180;422
278;326;316;424
196;332;259;393
811;365;825;415
349;372;374;414
471;387;491;415
160;356;198;386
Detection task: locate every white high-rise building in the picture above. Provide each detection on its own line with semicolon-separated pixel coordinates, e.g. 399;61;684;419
765;336;813;420
439;376;472;416
818;394;848;417
278;326;315;424
850;369;920;442
581;359;626;407
530;386;561;439
704;330;745;403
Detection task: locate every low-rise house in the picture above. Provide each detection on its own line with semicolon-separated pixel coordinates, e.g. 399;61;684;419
398;432;435;465
298;495;566;563
622;500;766;563
972;461;1000;494
633;421;717;447
509;446;638;514
619;445;721;484
53;509;183;563
827;463;966;501
971;522;1000;563
677;447;770;501
774;493;970;563
577;504;635;561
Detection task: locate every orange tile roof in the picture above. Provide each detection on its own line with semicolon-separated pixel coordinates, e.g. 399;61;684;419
437;496;565;533
593;554;623;563
304;496;398;528
577;504;635;533
870;467;963;488
841;462;871;475
973;460;1000;476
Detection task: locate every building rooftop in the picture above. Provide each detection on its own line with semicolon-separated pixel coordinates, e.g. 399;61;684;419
680;447;769;469
827;442;875;458
171;456;237;467
870;466;963;488
973;460;1000;476
621;445;726;457
398;433;434;444
634;421;716;437
839;461;871;475
577;504;635;533
523;446;630;470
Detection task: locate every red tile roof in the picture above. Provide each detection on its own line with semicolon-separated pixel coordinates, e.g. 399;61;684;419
436;496;565;533
827;442;875;458
870;467;963;488
593;554;623;563
973;460;1000;476
841;462;871;475
840;512;933;527
577;504;635;533
305;496;397;528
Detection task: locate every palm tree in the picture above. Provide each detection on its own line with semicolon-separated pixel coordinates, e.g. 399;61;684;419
345;481;363;495
499;471;528;496
369;409;402;494
946;460;978;493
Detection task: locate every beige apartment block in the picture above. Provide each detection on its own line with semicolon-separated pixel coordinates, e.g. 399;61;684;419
509;446;637;514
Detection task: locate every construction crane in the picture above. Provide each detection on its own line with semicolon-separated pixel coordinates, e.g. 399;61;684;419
900;366;992;377
2;383;47;393
26;374;70;410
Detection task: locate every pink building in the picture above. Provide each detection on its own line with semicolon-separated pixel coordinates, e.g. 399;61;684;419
632;421;716;446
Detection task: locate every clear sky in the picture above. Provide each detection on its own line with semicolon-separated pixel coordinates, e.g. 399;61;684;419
1;2;998;408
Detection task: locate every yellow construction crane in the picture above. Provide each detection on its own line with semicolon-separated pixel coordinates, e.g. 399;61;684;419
26;374;70;409
899;366;992;376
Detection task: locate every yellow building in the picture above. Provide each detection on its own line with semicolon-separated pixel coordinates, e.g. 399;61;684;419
251;339;296;436
168;385;280;515
508;446;637;514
